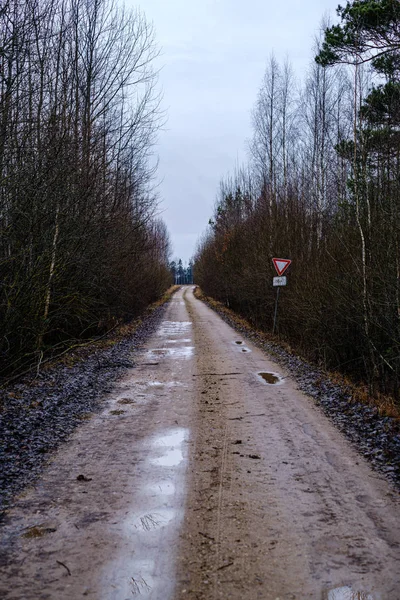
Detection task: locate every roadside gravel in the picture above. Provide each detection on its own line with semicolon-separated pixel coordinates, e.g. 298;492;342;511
199;294;400;489
0;304;167;517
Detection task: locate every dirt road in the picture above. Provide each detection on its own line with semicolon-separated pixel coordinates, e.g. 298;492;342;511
1;286;400;599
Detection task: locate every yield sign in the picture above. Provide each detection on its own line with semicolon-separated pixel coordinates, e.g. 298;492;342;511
272;258;291;276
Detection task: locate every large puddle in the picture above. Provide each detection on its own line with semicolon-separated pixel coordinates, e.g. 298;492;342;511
102;428;189;599
324;586;375;600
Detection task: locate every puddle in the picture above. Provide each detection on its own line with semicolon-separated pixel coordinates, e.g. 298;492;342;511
147;347;194;361
147;381;183;389
101;428;187;599
152;448;183;467
167;346;194;359
133;509;176;532
151;429;188;468
129;559;156;596
258;372;282;385
158;321;192;337
324;586;375;600
154;429;187;447
234;340;251;353
147;481;176;496
105;558;156;598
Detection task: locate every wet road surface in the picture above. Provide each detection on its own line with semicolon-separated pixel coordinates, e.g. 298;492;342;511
1;287;400;599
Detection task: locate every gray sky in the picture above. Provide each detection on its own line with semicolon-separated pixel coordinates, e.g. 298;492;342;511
128;0;338;262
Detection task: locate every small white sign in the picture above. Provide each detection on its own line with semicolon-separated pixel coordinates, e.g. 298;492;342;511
273;276;287;286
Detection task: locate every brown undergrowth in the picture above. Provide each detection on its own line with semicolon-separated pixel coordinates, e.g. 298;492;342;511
50;285;181;369
2;286;180;388
194;286;400;420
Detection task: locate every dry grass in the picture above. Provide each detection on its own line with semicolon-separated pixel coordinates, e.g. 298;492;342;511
330;371;400;420
195;287;400;420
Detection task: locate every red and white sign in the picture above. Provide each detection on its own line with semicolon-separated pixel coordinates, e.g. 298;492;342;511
272;258;292;276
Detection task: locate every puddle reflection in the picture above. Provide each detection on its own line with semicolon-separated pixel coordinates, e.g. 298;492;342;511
152;448;183;467
154;429;187;447
147;347;194;361
147;381;183;389
325;586;375;600
158;321;192;337
258;371;282;385
151;429;188;468
167;346;194;359
147;481;176;496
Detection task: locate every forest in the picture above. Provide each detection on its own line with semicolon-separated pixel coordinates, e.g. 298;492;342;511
194;0;400;399
0;0;172;379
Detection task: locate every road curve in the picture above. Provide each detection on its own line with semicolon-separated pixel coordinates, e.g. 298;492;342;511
1;286;399;600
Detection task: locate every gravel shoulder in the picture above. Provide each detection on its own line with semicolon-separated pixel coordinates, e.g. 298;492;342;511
0;301;169;516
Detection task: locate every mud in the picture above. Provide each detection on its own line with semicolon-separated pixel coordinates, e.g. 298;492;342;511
1;287;400;599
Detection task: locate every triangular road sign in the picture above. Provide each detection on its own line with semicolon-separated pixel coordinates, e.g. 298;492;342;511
272;258;292;276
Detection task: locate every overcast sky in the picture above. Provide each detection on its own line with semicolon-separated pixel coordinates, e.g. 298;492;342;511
126;0;338;262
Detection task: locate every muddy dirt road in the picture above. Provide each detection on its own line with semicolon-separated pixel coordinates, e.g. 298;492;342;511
1;286;400;599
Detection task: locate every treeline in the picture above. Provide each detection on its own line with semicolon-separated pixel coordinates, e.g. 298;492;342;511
195;0;400;398
170;259;194;285
0;0;171;378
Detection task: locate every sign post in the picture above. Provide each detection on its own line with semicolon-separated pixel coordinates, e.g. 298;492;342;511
272;287;281;335
272;258;291;334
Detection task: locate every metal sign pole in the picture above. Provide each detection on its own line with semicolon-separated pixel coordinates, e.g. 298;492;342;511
272;286;280;334
271;258;291;335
